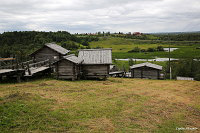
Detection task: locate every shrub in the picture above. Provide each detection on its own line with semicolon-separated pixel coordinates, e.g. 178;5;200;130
147;48;156;52
157;46;164;51
141;49;146;52
128;47;141;53
194;73;200;81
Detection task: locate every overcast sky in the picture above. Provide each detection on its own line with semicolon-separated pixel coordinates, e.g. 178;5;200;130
0;0;200;33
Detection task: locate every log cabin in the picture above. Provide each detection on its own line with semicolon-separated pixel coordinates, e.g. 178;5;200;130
54;54;83;80
30;43;70;63
130;62;162;79
78;49;112;79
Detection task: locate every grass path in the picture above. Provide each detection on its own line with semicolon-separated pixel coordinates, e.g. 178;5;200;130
0;78;200;132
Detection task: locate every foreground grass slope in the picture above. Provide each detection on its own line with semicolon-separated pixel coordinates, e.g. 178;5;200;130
0;78;200;132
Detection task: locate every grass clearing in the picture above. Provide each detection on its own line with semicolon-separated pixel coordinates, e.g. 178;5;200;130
89;37;200;59
0;78;200;132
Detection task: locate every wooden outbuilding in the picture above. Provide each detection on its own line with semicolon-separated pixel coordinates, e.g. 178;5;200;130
54;54;83;80
78;49;112;79
130;62;162;79
30;43;70;63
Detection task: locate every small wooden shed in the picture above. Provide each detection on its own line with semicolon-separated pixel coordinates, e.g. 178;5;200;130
54;54;83;80
30;43;70;63
78;49;112;79
130;62;162;79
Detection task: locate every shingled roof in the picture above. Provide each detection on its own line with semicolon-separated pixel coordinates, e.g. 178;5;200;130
30;43;69;56
63;54;83;64
45;43;70;55
130;62;162;70
78;49;112;65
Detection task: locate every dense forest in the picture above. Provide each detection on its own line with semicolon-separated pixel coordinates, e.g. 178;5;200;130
165;59;200;81
0;31;98;60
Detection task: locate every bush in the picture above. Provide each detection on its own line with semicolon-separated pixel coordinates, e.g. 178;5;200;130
165;59;200;80
194;73;200;81
128;47;141;52
147;48;156;52
141;49;146;52
157;46;164;51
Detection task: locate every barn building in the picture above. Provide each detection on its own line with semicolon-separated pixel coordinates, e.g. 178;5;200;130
54;54;83;80
30;43;70;63
78;49;112;79
130;62;162;79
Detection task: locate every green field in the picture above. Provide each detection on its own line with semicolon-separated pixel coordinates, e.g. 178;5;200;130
0;78;199;132
89;37;200;59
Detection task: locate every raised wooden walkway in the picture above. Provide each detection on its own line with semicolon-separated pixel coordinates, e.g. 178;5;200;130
109;71;125;77
0;59;51;81
0;69;25;82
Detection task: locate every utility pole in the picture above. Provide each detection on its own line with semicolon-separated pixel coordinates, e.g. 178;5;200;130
168;34;172;80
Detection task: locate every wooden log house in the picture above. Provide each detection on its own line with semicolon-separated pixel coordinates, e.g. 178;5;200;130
78;49;112;79
30;43;70;63
54;54;83;80
130;62;162;79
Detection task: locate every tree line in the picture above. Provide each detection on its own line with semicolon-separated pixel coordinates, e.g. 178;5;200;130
0;31;98;61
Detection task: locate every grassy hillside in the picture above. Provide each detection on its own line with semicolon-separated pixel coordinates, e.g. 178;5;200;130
0;78;199;132
89;37;200;59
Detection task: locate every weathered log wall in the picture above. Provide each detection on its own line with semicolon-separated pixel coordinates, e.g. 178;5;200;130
131;66;160;79
33;47;60;63
82;64;109;79
55;60;79;80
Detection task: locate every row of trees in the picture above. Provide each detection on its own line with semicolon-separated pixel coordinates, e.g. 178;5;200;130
154;33;200;41
128;46;164;53
165;59;200;80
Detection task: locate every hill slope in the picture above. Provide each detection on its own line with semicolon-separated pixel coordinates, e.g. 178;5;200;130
89;37;200;59
0;78;199;132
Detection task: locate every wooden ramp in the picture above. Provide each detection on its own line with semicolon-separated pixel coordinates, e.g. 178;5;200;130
24;59;51;77
0;69;15;75
25;66;51;77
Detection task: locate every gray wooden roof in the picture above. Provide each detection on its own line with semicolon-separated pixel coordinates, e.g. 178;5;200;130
130;62;162;70
78;49;112;65
63;54;83;64
45;43;70;55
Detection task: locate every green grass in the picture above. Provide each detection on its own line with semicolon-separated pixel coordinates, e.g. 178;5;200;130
90;37;200;59
0;78;200;132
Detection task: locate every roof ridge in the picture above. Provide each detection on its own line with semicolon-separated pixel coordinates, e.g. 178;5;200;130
63;54;75;58
79;48;112;51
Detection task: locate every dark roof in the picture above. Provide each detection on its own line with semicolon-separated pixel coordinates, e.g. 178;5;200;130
45;43;70;55
78;49;112;65
30;43;69;56
130;62;162;70
63;54;83;64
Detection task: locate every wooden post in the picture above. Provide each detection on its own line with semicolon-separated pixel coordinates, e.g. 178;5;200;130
131;69;134;78
158;70;160;79
21;63;24;69
141;68;143;79
72;64;75;81
56;62;59;79
27;63;31;75
16;72;21;83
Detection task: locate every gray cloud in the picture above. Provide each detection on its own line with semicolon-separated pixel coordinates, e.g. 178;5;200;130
0;0;200;33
